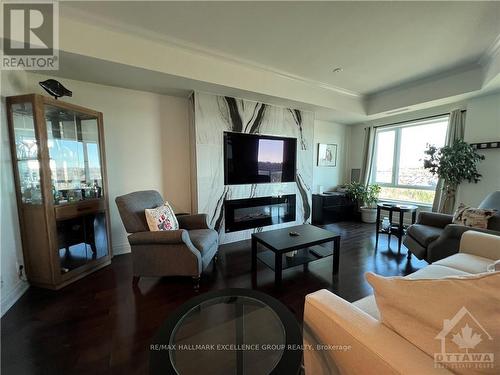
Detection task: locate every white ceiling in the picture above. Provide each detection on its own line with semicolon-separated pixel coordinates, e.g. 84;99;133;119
62;1;500;95
46;52;368;124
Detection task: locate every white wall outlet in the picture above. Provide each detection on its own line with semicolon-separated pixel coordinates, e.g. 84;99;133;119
16;261;25;279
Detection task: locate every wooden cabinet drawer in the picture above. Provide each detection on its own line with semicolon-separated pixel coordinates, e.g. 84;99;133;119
54;199;106;220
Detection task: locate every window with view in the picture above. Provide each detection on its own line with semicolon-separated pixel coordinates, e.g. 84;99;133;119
371;115;449;205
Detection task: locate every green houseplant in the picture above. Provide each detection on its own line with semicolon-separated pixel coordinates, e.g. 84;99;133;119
424;139;484;213
345;182;381;223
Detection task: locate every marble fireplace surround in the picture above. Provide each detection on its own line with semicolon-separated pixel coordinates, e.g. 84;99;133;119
191;92;314;244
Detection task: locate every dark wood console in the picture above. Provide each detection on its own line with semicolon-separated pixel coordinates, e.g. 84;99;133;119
312;192;356;224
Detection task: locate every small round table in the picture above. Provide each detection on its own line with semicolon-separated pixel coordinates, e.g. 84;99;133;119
375;203;418;255
150;288;303;375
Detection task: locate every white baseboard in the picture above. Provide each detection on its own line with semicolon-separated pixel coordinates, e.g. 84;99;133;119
1;280;29;317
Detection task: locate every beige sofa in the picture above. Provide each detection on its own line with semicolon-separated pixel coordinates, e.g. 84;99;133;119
303;231;500;375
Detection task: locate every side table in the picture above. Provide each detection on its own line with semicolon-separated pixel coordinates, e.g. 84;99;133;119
375;203;418;254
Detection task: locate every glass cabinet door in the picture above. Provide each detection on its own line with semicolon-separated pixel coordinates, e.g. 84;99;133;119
44;105;104;204
44;104;109;273
57;212;109;273
11;102;43;204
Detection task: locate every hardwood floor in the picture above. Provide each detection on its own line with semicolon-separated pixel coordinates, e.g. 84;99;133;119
1;221;428;375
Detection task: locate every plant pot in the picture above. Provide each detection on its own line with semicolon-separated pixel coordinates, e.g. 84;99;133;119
360;206;377;223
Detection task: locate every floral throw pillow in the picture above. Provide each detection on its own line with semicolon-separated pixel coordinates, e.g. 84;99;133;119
452;203;496;229
145;202;179;231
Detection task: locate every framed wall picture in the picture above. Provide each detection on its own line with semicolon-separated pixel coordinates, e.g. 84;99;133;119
317;143;337;167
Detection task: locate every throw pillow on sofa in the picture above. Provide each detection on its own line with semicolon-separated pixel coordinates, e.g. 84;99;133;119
452;203;496;229
145;202;179;231
366;271;500;374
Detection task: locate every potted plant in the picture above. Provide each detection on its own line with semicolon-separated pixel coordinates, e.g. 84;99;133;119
424;139;484;213
345;182;381;223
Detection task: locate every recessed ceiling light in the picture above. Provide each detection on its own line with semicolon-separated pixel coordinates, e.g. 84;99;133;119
332;67;343;73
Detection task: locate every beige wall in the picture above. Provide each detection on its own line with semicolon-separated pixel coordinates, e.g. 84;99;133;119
346;123;366;179
313;120;348;192
457;92;500;206
0;72;190;314
160;96;192;214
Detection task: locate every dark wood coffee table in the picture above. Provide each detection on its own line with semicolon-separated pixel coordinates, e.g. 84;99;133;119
251;224;341;285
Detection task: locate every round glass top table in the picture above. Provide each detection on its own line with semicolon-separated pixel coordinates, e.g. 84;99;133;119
149;288;302;375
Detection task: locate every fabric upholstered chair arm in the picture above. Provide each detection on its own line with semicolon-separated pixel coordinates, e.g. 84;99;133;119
417;211;453;228
427;224;499;263
177;214;210;230
128;230;190;245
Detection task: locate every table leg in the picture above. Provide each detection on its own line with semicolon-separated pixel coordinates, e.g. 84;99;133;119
333;237;340;276
398;212;404;255
408;210;417;260
251;236;257;272
375;207;381;248
235;301;244;375
388;210;393;244
303;262;309;272
275;252;282;285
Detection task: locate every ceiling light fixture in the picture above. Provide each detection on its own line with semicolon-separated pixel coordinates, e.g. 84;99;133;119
332;67;343;73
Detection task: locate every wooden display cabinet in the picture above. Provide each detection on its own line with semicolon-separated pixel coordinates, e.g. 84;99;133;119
6;94;112;289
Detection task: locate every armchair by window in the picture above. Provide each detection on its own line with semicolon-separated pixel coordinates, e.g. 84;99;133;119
115;190;219;290
404;191;500;263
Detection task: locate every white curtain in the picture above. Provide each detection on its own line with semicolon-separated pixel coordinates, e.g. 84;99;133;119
360;126;376;186
432;109;466;213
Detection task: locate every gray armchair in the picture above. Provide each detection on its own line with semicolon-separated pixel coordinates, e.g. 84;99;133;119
115;190;219;289
404;191;500;263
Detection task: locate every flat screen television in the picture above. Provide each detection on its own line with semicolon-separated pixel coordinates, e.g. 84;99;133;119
224;132;297;185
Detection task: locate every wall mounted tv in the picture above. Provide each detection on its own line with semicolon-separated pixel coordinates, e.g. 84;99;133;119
224;132;297;185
